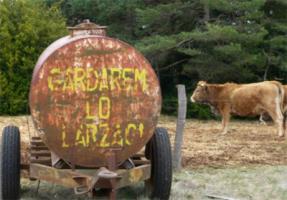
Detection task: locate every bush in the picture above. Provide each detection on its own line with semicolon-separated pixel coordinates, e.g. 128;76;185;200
0;0;67;115
162;94;214;120
187;103;215;120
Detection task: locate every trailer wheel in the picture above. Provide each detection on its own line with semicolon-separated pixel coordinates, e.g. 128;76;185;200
144;138;152;160
0;126;21;200
146;127;172;200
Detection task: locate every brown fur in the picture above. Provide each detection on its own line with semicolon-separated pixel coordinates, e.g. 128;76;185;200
283;85;287;112
260;84;287;123
191;81;285;136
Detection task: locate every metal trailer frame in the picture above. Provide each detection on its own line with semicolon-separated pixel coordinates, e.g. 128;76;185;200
27;137;151;199
2;124;172;200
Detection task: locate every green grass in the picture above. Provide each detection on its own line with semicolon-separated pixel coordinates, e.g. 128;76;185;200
20;165;287;200
172;165;287;200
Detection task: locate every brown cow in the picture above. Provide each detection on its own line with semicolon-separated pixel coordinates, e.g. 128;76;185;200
191;81;285;136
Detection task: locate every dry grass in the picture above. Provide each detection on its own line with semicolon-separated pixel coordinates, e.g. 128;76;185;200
158;115;287;167
2;115;286;167
2;115;287;199
0;116;37;165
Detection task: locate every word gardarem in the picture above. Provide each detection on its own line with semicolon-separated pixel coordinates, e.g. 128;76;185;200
47;67;148;92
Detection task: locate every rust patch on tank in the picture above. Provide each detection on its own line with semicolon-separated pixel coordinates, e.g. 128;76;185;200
29;35;161;167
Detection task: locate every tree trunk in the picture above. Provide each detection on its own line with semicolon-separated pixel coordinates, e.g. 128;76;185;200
203;1;210;22
263;65;270;81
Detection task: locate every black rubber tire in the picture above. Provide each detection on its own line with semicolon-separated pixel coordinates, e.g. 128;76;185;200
145;138;152;160
146;127;172;200
1;126;21;200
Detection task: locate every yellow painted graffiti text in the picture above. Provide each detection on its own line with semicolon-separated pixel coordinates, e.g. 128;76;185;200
47;67;148;93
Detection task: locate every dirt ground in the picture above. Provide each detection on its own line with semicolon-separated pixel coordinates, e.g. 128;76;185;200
159;115;287;168
1;115;287;168
2;115;287;199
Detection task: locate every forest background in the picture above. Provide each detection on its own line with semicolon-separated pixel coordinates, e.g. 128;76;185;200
0;0;287;119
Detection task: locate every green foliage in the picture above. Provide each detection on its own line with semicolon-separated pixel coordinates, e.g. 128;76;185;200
1;0;287;119
46;0;144;43
162;95;214;120
188;103;214;120
0;0;67;115
205;0;266;13
135;35;177;55
133;0;287;118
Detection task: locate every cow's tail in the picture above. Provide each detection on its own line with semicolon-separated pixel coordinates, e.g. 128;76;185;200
269;80;286;132
279;85;285;115
269;81;285;114
278;84;287;131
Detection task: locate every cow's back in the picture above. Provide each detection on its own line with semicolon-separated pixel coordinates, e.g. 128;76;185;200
229;82;281;116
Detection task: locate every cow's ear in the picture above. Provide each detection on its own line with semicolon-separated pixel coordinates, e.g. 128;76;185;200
198;81;206;87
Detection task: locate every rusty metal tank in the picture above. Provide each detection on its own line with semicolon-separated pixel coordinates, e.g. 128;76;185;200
29;20;161;167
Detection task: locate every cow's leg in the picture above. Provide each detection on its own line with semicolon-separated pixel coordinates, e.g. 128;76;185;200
221;109;230;135
276;113;284;137
259;114;267;125
266;108;284;137
283;107;287;135
284;114;286;135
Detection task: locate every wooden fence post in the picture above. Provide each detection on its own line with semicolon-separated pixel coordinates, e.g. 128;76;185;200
172;84;187;171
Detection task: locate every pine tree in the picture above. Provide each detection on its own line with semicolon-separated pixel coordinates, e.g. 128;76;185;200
2;0;287;118
134;0;287;117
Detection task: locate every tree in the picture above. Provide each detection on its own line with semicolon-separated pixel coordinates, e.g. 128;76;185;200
45;0;144;43
2;0;287;118
134;0;287;118
0;0;67;114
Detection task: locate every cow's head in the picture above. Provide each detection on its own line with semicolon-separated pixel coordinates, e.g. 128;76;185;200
191;81;209;103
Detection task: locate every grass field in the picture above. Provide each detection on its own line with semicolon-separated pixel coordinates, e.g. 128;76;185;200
19;165;287;200
1;115;287;199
